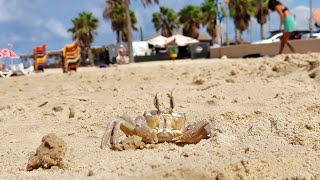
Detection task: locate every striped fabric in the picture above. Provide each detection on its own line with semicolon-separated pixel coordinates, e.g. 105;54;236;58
63;40;81;72
33;44;47;71
0;48;19;58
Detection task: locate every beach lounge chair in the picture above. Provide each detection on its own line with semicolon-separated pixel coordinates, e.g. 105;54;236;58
62;40;81;73
9;63;34;76
33;44;47;71
0;63;13;78
0;69;13;77
17;63;34;75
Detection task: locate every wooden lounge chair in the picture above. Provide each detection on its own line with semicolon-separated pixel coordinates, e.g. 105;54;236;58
33;44;47;71
62;40;81;73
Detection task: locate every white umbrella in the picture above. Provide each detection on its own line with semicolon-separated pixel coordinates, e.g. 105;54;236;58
164;34;199;47
147;35;168;48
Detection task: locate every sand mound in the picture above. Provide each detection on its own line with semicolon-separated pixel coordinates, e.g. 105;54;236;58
26;133;67;171
307;60;320;79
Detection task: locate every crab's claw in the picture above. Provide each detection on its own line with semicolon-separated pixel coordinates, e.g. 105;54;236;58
135;127;158;144
154;92;160;114
173;120;211;144
134;116;159;144
167;91;175;113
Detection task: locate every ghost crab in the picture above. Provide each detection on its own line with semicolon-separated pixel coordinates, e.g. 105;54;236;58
101;92;211;150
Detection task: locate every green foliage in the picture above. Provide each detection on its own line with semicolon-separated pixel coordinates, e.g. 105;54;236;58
139;0;159;6
102;0;272;45
201;0;217;25
103;0;138;42
68;11;99;65
152;6;179;37
201;0;218;39
228;0;256;34
68;12;99;47
255;0;269;39
255;0;269;25
178;5;203;39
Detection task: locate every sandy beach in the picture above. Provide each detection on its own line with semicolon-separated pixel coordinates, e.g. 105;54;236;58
1;53;320;179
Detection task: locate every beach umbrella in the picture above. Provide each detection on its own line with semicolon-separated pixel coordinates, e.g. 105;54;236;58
147;35;168;48
0;51;3;68
0;48;19;58
164;34;199;47
0;48;20;67
313;8;320;23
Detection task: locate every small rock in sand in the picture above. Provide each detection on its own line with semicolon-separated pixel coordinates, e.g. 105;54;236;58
221;55;228;60
230;69;237;76
88;169;94;176
69;106;75;118
52;106;63;112
193;79;205;85
38;101;48;107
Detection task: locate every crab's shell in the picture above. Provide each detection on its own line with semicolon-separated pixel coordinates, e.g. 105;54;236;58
144;110;186;130
143;110;186;142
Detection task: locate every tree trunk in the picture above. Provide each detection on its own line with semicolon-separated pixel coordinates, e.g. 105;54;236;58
234;26;238;43
161;22;172;37
212;20;215;45
124;0;134;63
88;47;94;66
116;30;120;43
140;27;143;41
226;6;229;46
260;24;264;40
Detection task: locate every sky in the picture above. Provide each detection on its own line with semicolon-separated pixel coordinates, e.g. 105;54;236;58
0;0;319;55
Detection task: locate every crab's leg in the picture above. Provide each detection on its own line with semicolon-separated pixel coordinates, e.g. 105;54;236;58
120;114;135;125
154;92;160;114
101;115;159;150
101;120;116;149
100;116;136;149
172;120;211;144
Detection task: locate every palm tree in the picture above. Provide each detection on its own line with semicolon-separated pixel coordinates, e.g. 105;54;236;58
201;0;218;42
120;11;138;42
103;0;138;43
103;0;123;43
152;6;179;37
228;0;256;42
124;0;159;63
68;12;99;66
178;5;203;39
255;0;269;40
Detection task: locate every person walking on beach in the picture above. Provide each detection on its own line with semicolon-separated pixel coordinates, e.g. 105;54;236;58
117;45;127;64
268;0;296;54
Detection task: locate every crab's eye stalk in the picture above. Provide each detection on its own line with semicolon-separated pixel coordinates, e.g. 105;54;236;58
154;92;160;113
167;91;175;113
